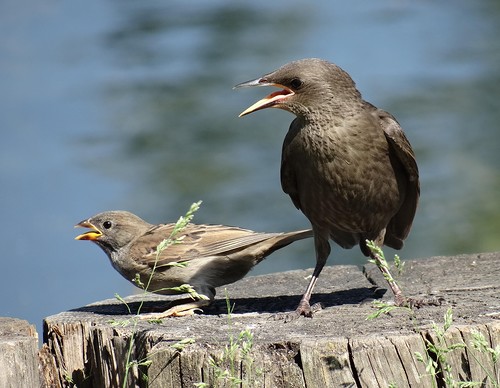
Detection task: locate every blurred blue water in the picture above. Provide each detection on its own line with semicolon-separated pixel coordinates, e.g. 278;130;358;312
1;0;499;339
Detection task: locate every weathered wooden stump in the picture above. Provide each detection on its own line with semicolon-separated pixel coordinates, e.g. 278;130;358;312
40;252;500;387
0;317;40;388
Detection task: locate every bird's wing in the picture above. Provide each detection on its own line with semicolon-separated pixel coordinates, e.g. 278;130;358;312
176;224;282;258
379;110;419;182
126;223;177;260
281;118;303;210
378;109;420;244
132;224;281;269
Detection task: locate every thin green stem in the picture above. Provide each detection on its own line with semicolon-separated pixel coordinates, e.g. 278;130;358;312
119;201;202;388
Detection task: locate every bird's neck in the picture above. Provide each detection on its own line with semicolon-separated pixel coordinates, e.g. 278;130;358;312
297;94;364;124
300;106;356;130
292;101;372;157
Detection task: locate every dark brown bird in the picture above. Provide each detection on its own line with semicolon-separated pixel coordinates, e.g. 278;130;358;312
75;210;313;318
235;58;419;317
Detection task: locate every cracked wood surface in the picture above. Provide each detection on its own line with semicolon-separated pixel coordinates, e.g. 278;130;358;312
40;251;500;387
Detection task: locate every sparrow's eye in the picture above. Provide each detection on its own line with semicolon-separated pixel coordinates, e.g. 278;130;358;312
290;78;302;89
103;221;112;229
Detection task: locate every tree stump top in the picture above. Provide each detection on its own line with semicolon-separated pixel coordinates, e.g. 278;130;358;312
42;251;500;387
48;251;500;341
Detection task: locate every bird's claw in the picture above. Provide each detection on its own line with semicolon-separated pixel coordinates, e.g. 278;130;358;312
271;301;323;322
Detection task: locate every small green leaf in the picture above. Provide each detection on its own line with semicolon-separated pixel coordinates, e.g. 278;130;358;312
414;351;424;362
132;273;145;289
171;338;195;351
443;307;453;331
157;260;189;269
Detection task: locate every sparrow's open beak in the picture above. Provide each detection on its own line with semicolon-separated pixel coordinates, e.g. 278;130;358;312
74;220;102;241
234;78;294;117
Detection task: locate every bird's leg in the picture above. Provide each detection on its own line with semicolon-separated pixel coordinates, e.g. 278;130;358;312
368;249;406;307
139;286;214;320
294;273;322;317
368;247;443;308
291;234;330;318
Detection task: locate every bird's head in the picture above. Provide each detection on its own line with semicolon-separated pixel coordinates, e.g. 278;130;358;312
75;210;152;256
235;58;360;118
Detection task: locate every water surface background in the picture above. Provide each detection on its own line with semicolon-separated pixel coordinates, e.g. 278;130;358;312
2;1;499;338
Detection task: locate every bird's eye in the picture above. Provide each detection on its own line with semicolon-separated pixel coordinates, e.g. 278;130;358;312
290;78;302;89
103;221;112;229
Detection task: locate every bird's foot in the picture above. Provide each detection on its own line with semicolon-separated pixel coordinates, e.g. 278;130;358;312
139;306;203;320
299;301;323;317
272;301;323;322
394;293;407;307
393;294;444;309
407;296;444;309
138;299;209;320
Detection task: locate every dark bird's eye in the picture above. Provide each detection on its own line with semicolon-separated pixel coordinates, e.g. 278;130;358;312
103;221;112;229
290;78;302;89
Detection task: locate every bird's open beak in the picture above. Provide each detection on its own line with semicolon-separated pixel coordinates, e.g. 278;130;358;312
234;78;294;117
74;220;102;241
